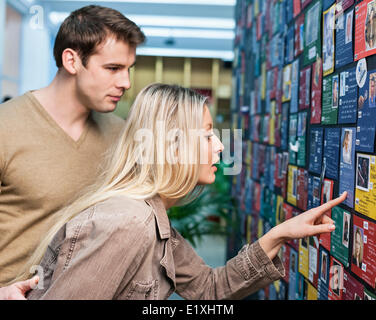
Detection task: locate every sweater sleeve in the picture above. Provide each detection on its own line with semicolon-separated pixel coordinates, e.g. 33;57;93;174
172;228;285;300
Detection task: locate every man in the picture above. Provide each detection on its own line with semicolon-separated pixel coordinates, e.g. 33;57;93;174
0;5;145;298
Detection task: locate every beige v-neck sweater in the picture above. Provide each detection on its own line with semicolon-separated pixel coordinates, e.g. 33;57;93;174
0;92;125;285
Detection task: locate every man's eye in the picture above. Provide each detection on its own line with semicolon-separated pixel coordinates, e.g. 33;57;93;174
107;67;119;72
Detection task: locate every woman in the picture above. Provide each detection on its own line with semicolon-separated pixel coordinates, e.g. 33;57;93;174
14;83;345;300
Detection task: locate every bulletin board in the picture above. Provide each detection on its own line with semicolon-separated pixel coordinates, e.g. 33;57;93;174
229;0;376;300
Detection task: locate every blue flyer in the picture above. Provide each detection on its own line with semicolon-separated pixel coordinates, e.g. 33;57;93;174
335;9;354;69
339;127;356;208
338;66;358;124
308;127;324;175
323;127;340;180
317;246;330;300
281;103;289;151
288;248;299;300
290;59;300;113
308;174;321;210
285;25;295;65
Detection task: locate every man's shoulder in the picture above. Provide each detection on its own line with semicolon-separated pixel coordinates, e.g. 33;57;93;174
0;93;31;119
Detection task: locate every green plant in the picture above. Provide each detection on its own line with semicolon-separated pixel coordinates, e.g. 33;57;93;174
168;162;233;247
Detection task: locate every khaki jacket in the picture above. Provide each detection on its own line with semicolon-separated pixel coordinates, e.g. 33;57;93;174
27;194;284;300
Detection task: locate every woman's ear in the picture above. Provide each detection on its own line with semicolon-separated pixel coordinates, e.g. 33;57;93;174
61;48;80;75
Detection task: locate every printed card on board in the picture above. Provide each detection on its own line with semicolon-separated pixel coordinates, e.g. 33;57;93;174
304;1;322;65
308;174;321;209
289;114;298;164
308;236;320;288
343;270;364;300
339;127;356;208
311;56;323;123
287;165;298;206
299;237;310;279
297;111;308;166
288;248;299;300
338;66;358;124
323;5;336;76
295;13;305;57
351;214;376;288
328;257;344;300
297;168;308;211
335;8;354;68
321;74;339;124
323;127;340;180
299;65;312;110
309;127;324;174
355;153;376;220
318;246;330;300
319;178;334;251
330;206;351;267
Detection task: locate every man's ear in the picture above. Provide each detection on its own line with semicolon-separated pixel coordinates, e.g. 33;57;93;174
61;48;81;75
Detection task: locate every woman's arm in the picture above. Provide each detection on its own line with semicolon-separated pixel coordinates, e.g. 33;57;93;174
259;192;347;260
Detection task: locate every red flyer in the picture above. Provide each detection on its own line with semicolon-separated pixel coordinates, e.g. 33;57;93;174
294;0;301;18
297;168;308;211
354;0;376;61
310;56;323;124
351;215;376;288
295;13;305;57
343;270;364;300
284;203;301;251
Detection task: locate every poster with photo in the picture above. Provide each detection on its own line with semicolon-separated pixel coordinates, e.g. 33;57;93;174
297;168;308;211
299;65;311;110
304;1;322;65
308;174;321;209
289;113;298;164
328;257;344;300
295;13;305;57
335;8;354;68
296;274;308;300
343;270;364;300
318;246;330;300
351;214;376;288
287;165;298;206
299;237;310;279
330;206;351;267
355;153;376;220
323;127;340;180
321;74;339;124
338;66;358;124
281;103;289;150
311;56;323;124
339;127;356;208
288;248;299;300
354;0;376;61
319;178;334;251
356;69;376;153
323;5;336;76
297;111;308;166
284;202;301;251
308;127;324;174
308;236;320;288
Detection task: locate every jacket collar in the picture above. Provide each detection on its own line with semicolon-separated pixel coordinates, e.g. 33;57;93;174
145;194;171;240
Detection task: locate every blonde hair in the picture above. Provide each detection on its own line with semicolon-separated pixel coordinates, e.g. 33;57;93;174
13;83;208;283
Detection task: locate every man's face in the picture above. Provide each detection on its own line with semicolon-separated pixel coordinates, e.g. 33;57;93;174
75;36;136;113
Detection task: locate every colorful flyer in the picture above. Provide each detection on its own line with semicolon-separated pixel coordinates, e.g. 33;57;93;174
338;66;358;124
335;8;354;68
351;214;376;288
288;248;299;300
364;288;376;299
289;113;298;164
299;65;311;110
339;127;356;208
307;282;318;300
299;237;310;279
321;74;339;124
308;174;321;209
297;168;308;211
354;0;376;61
293;0;301;18
343;270;364;300
308;127;324;175
290;59;300;113
287;165;298;206
284;202;301;251
328;257;344;300
318;246;330;300
275;194;285;226
323;127;340;180
281;103;289;151
296;274;307;300
323;4;336;76
319;178;334;251
282;63;292;102
304;1;322;65
336;0;354;14
323;0;335;11
356;69;376;153
295;13;305;57
330;206;351;267
308;236;320;288
355;153;376;220
297;111;308;166
310;56;323;124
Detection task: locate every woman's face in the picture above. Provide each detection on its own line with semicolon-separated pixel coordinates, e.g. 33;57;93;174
355;232;362;257
197;106;224;185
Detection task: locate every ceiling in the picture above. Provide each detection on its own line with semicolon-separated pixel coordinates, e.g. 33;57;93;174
15;0;236;60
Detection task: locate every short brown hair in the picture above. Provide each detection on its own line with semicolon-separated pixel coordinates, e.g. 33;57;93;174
53;5;145;68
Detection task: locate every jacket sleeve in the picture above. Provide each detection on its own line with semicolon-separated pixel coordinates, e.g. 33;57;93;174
37;211;153;300
172;228;285;300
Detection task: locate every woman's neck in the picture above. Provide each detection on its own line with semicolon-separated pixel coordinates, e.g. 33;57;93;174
159;195;179;210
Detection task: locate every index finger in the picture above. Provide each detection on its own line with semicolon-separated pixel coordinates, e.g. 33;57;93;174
313;192;348;218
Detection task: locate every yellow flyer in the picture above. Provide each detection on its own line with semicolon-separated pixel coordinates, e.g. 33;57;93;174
287;165;298;206
355;153;376;220
307;282;318;300
275;194;284;225
298;237;309;279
